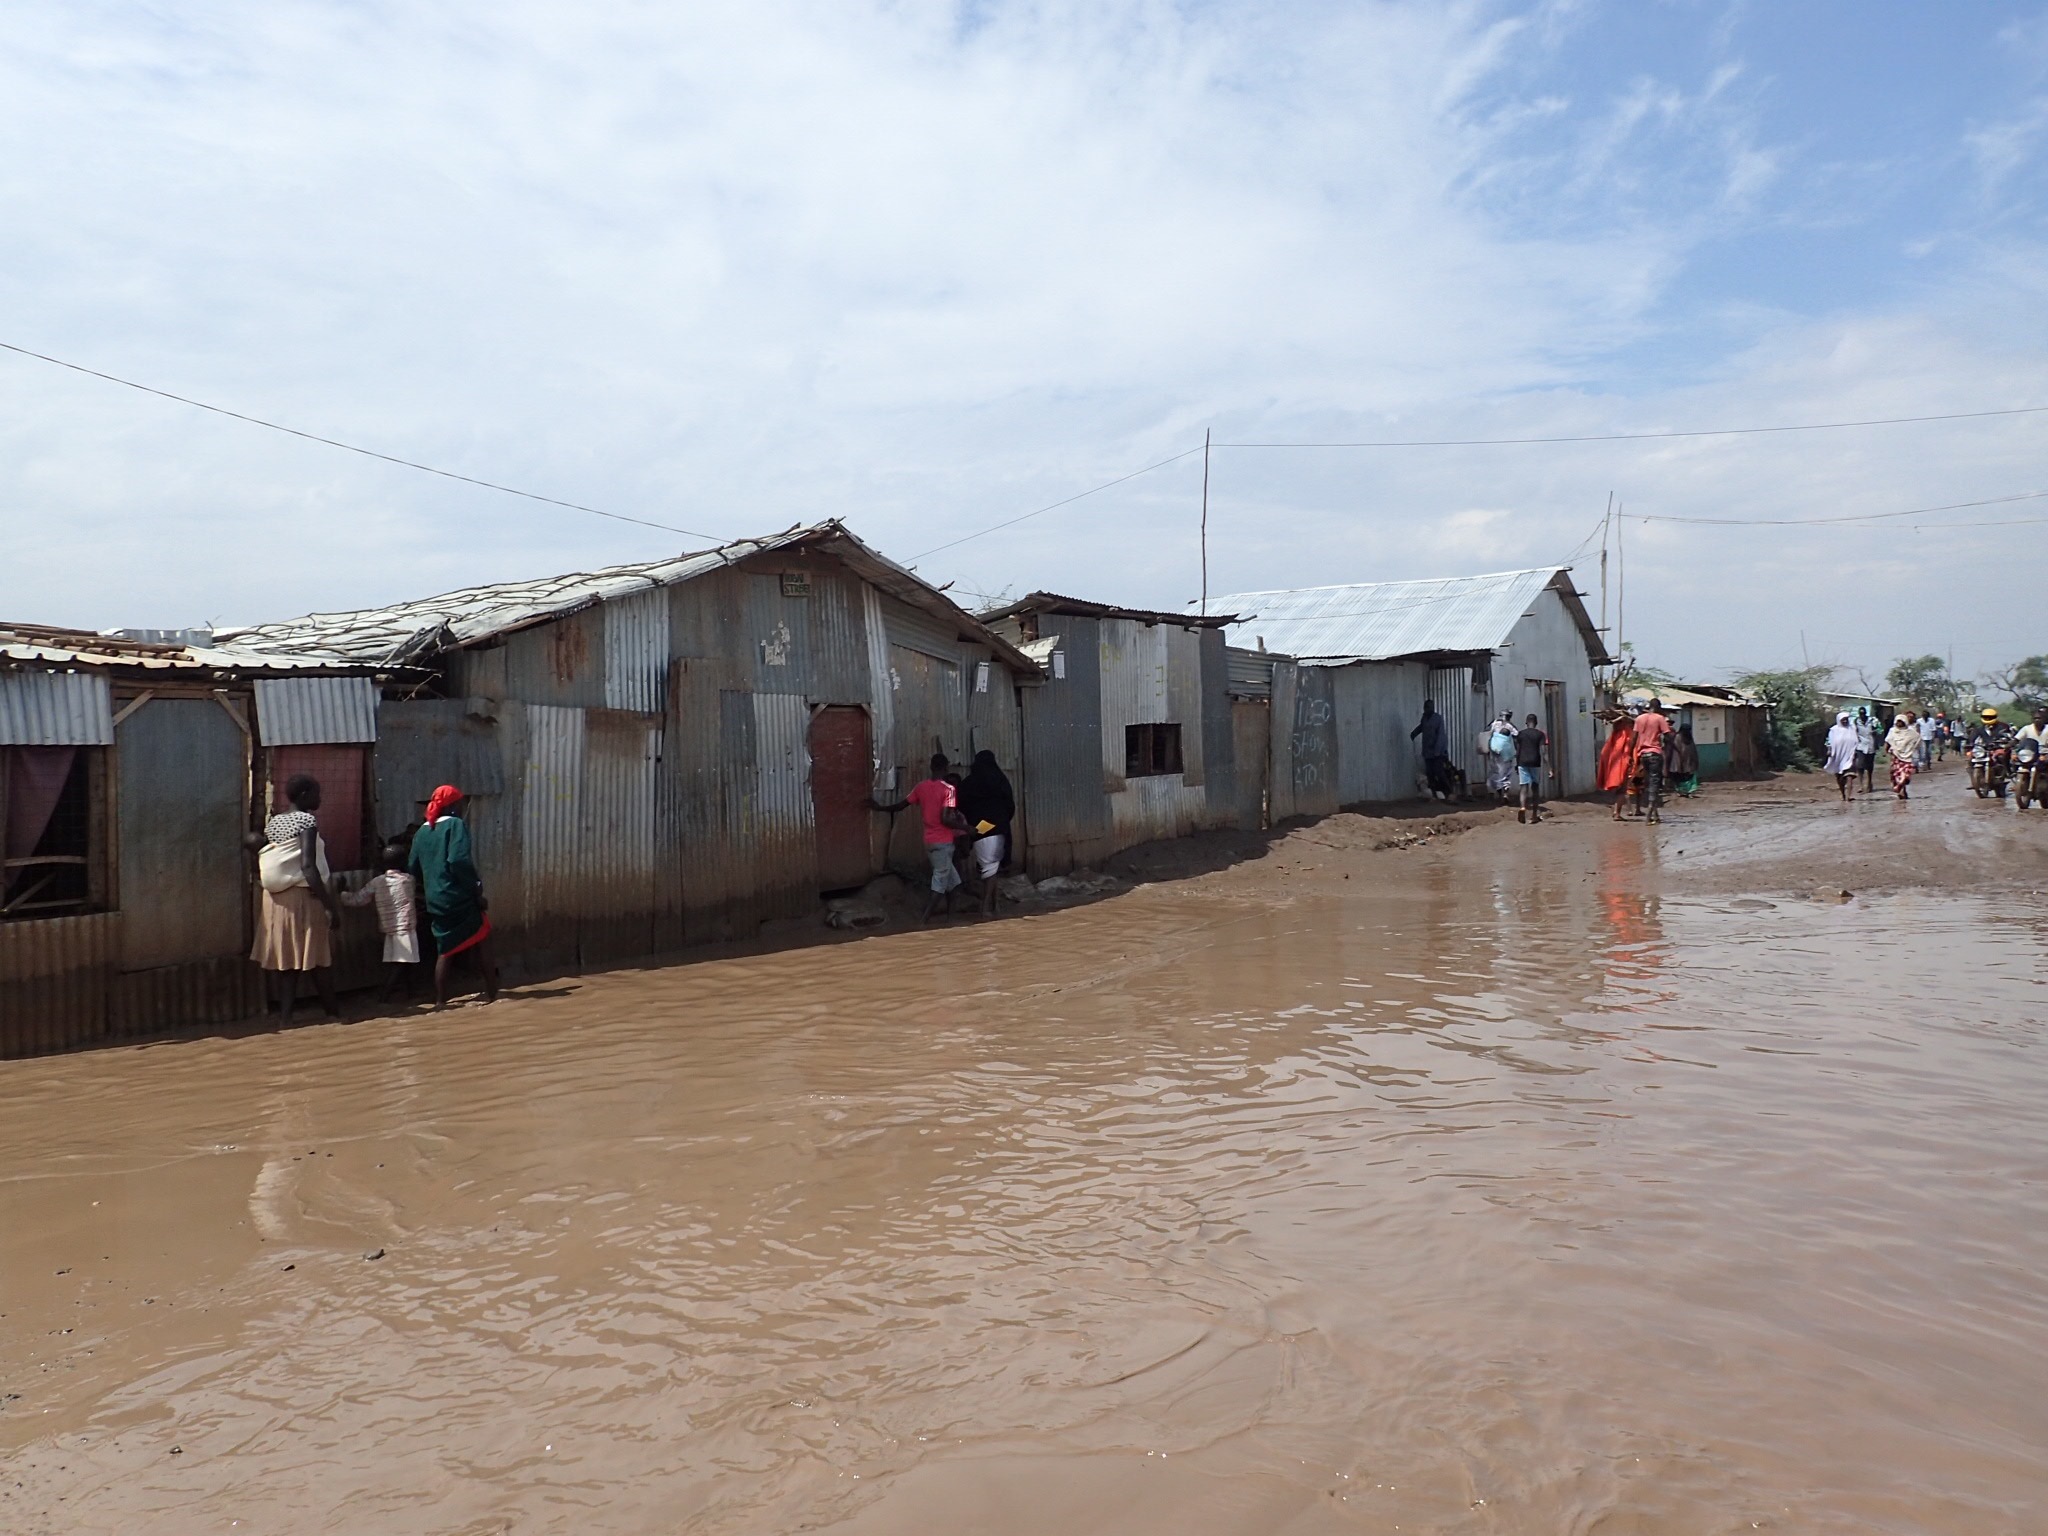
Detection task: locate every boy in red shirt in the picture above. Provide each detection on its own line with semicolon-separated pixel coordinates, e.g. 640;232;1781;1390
871;753;968;922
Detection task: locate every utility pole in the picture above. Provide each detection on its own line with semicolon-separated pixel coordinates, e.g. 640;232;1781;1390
1199;428;1212;616
1616;503;1625;664
1599;491;1612;669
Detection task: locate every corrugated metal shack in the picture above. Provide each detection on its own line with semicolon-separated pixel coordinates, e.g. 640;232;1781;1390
1624;684;1766;778
224;522;1039;974
1210;569;1610;804
981;594;1239;873
1;624;398;1057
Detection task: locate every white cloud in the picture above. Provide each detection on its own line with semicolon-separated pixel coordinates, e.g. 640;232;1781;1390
0;0;2043;687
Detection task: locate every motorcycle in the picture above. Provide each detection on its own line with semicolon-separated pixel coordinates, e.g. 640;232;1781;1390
1969;739;2013;799
2014;738;2044;810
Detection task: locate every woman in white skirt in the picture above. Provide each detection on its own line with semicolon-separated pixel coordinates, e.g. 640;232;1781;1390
252;774;341;1023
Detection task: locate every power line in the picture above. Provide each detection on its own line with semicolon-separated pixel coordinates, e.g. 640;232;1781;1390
1631;489;2048;526
0;339;722;542
1215;403;2048;449
909;446;1205;560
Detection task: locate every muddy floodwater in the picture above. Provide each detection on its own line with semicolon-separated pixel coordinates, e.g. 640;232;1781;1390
4;785;2047;1534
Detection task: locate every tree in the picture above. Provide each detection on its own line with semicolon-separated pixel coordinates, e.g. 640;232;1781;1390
1612;642;1681;696
1885;655;1968;718
1733;665;1831;771
1983;655;2048;715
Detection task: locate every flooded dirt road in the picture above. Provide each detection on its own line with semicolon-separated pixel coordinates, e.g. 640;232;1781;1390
5;771;2048;1534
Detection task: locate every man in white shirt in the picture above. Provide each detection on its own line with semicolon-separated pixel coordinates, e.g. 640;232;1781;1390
1915;710;1937;767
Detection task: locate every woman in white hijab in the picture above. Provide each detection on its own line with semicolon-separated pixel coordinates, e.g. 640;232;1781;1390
1823;711;1859;802
1884;711;1921;799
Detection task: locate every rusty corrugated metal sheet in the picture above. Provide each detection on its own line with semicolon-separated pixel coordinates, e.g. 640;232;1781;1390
0;911;117;1056
252;676;379;745
1230;701;1269;829
882;598;964;664
108;958;260;1040
0;670;113;745
603;588;670;713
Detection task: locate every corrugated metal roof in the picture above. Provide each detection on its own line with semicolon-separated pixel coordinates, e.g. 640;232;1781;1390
220;521;1043;678
1623;685;1764;710
0;671;114;745
983;591;1238;629
254;676;381;745
1206;568;1605;665
1;636;371;675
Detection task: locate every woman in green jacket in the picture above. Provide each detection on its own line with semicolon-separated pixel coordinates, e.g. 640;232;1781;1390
408;784;500;1009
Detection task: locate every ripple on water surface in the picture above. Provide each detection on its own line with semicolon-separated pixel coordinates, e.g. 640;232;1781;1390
1;886;2044;1535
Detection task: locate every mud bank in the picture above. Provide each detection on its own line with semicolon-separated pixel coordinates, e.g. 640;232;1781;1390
3;759;2046;1534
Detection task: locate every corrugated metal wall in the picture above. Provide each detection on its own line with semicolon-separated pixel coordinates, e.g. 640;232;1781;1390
603;588;670;714
1199;629;1235;824
1097;618;1210;854
861;587;896;797
0;670;113;745
116;698;249;972
253;676;379;745
1230;701;1269;828
966;659;1022;779
0;912;117;1056
1016;615;1108;874
520;702;585;968
1225;646;1274;699
505;606;606;710
1282;664;1339;819
374;699;506;835
1428;666;1479;787
1330;660;1430;805
750;692;816;896
579;711;659;963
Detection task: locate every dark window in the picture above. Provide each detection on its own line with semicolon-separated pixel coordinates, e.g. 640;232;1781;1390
2;746;109;919
1124;723;1184;779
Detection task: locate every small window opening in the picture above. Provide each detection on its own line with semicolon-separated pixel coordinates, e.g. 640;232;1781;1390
1124;723;1184;779
2;746;104;918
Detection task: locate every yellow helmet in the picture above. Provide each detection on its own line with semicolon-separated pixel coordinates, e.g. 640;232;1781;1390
1981;707;2001;721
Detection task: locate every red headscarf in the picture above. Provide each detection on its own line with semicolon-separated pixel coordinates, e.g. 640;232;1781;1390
423;784;463;825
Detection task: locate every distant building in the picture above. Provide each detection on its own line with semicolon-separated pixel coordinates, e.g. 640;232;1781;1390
980;594;1240;873
1205;568;1610;804
1622;684;1767;779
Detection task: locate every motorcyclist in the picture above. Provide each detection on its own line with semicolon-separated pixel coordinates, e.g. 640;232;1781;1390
2019;707;2048;746
1968;706;2013;752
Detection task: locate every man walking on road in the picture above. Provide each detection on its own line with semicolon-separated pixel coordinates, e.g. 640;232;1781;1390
1916;710;1937;768
1632;698;1673;825
1515;712;1551;824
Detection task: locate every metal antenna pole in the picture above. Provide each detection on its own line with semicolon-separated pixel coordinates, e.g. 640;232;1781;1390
1199;428;1211;616
1599;490;1612;669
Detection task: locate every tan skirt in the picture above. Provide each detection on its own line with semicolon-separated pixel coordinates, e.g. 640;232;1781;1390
251;885;332;972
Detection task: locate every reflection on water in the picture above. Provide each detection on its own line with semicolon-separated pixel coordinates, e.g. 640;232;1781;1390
2;844;2044;1535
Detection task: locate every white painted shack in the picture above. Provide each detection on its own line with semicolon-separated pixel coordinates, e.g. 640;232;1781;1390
1207;568;1609;806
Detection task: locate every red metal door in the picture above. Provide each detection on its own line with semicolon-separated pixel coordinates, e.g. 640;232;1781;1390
808;706;873;891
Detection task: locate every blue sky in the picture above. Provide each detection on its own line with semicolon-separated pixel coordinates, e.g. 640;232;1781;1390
2;0;2045;684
